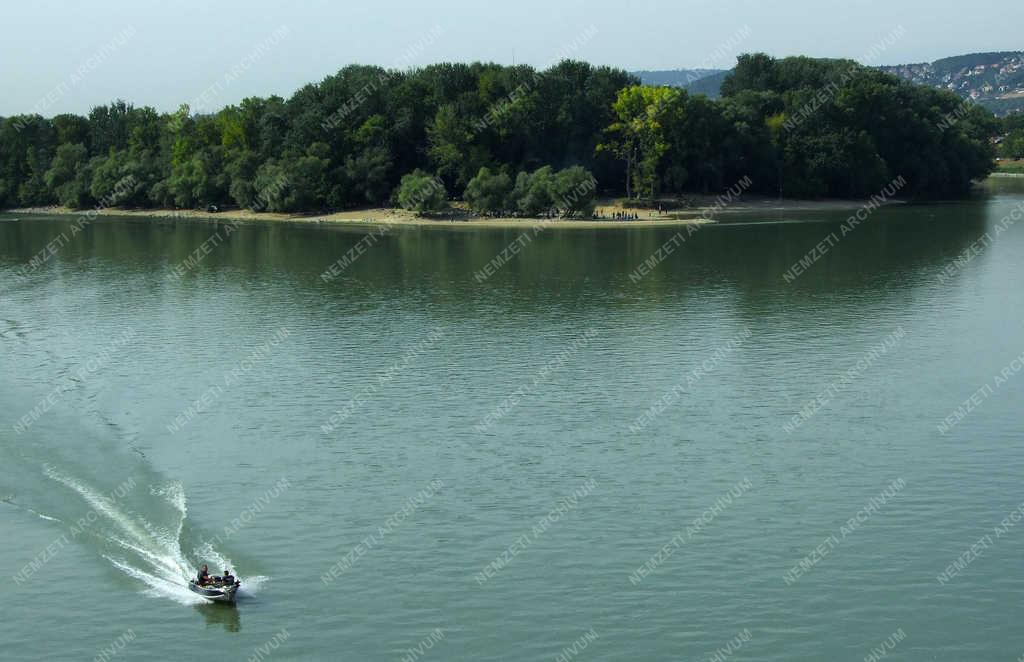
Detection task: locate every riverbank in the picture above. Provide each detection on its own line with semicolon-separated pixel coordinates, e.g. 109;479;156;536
6;195;902;230
994;160;1024;176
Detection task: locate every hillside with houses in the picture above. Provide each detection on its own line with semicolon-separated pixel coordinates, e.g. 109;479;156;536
879;51;1024;115
636;51;1024;116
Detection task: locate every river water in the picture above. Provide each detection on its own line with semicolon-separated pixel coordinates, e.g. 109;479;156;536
2;180;1024;661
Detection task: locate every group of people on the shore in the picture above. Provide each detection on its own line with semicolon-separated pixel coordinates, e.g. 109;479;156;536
594;209;642;220
593;208;667;220
468;208;574;219
462;206;670;221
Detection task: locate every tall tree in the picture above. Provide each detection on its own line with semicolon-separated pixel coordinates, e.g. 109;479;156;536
598;85;681;199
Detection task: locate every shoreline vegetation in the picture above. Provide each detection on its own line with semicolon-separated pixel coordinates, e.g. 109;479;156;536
994;159;1024;176
5;194;908;230
0;53;1006;223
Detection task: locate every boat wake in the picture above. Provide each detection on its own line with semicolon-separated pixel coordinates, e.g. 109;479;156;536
0;322;267;606
34;465;268;606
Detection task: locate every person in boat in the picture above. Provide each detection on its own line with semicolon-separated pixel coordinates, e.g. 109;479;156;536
197;564;210;585
222;569;236;585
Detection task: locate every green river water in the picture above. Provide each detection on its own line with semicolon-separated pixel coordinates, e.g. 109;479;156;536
2;179;1024;661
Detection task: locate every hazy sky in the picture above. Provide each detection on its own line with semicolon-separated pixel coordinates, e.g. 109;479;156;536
1;0;1020;116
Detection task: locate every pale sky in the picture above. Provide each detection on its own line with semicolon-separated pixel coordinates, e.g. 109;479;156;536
0;0;1020;116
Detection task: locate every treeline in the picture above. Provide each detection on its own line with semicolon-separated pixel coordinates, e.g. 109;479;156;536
713;54;998;197
999;113;1024;159
0;55;1000;213
0;61;632;214
394;164;600;218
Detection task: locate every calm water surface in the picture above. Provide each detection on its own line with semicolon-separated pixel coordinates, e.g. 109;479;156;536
2;180;1024;661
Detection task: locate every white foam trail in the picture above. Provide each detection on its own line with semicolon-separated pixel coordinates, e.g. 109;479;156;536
43;469;266;604
3;499;65;524
43;465;153;545
104;556;204;606
152;482;190;561
28;509;62;523
109;535;184;576
238;575;270;597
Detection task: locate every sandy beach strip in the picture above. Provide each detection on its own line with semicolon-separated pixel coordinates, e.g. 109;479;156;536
5;196;904;230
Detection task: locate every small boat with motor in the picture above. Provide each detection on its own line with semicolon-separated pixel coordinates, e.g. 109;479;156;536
188;579;239;603
188;565;240;603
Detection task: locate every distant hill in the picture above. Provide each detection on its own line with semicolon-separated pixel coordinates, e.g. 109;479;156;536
636;52;1024;115
631;69;729;99
682;70;730;98
879;51;1024;115
633;69;724;88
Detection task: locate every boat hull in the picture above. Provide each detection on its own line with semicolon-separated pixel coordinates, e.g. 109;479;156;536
188;580;239;603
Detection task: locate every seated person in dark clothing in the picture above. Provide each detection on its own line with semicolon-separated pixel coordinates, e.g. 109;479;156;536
222;569;236;585
196;564;210;585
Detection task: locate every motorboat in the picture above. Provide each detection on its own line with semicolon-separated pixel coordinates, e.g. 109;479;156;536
188;578;240;603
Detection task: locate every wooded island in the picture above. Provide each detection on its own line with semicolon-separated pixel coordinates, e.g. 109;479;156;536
0;54;1010;219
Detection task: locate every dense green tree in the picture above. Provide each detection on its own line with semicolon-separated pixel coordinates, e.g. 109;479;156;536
225;149;262;208
1001;114;1024;135
0;115;57;207
51;114;91;147
720;53;780;97
598;85;682;199
88;101;134;155
82;146;161;208
511;166;556;216
18;146;55;205
44;143;91;207
427;104;482;188
713;54;996;197
283;144;330;211
1000;130;1024;159
167;148;227;208
550;166;598;217
252;160;290;212
464;167;513;213
396;169;446;213
343;146;394;206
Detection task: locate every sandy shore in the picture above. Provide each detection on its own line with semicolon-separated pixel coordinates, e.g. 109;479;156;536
5;195;901;230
